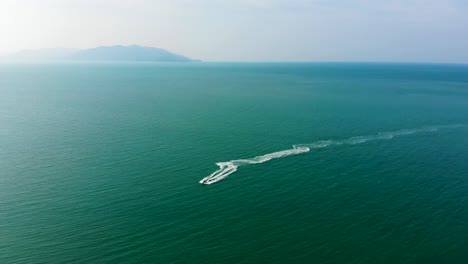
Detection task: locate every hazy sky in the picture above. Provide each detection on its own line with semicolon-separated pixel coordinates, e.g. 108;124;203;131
1;0;468;62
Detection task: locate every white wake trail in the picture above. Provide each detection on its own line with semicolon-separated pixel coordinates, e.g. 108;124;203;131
199;146;310;185
199;124;465;185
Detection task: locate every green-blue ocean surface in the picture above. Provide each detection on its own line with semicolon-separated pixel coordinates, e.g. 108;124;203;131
1;63;467;263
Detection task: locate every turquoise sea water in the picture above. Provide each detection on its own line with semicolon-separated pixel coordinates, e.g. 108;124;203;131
1;63;467;263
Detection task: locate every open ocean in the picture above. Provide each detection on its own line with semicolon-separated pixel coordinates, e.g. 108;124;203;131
1;62;467;263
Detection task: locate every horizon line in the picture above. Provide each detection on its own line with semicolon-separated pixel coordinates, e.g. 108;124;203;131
1;60;467;66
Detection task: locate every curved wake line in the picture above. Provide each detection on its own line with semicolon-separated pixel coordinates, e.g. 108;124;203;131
199;124;465;185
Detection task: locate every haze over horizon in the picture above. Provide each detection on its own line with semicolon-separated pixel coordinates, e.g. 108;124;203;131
1;0;468;63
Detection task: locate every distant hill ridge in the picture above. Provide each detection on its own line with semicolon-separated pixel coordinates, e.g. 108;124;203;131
1;45;196;62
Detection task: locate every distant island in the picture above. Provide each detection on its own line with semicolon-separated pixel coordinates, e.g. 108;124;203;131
0;45;197;62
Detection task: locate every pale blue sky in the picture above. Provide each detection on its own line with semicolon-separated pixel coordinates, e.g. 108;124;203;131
1;0;468;62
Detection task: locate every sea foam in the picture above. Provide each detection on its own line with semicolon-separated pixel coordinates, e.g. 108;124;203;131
199;124;465;185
